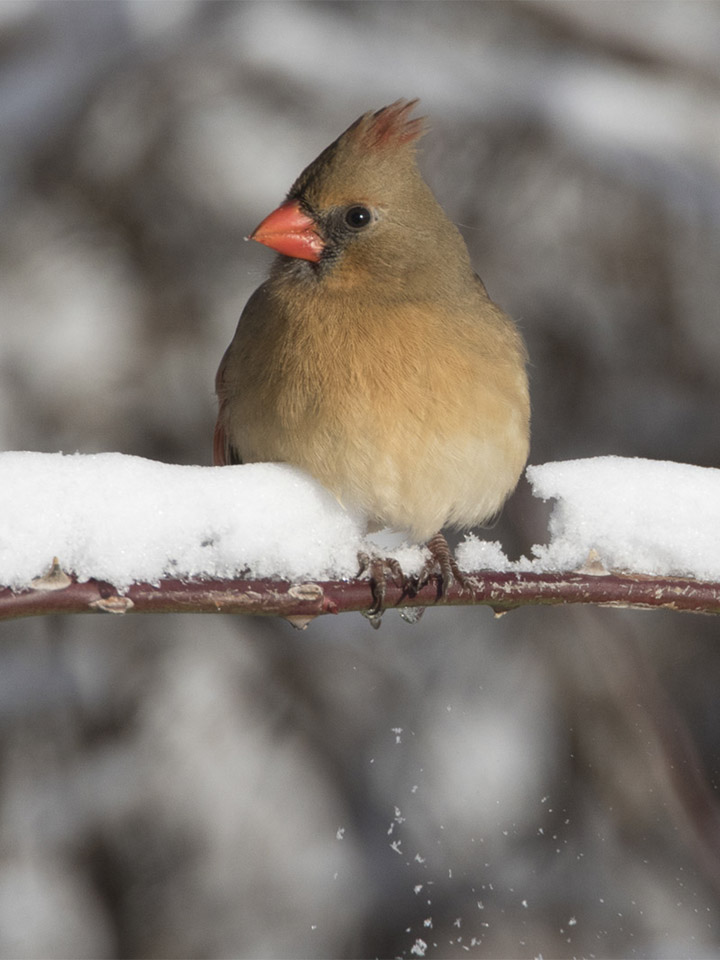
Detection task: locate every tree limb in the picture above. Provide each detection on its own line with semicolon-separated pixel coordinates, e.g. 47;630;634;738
2;566;720;627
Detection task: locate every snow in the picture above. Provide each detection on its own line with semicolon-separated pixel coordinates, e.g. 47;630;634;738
0;452;364;591
525;456;720;581
1;452;719;591
460;455;720;581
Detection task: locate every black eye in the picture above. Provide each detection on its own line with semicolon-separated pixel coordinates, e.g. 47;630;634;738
344;205;373;229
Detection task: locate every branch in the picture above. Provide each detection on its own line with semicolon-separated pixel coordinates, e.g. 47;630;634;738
2;564;720;627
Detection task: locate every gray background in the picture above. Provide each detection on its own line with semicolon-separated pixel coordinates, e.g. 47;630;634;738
1;2;720;957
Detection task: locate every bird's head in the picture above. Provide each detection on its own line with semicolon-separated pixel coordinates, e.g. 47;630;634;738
248;99;473;298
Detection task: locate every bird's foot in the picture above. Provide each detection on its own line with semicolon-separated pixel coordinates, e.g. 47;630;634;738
357;551;404;629
414;532;471;599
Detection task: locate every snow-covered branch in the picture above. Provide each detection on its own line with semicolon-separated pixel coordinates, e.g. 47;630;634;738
2;452;720;626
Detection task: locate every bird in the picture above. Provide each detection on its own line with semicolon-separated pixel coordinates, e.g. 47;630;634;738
214;99;530;619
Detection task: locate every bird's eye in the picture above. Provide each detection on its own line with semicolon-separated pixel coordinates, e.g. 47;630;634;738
344;205;373;229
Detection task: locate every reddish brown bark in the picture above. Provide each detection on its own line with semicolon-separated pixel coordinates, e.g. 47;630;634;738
2;568;719;627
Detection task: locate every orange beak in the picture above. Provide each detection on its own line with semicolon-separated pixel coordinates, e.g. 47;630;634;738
249;199;324;262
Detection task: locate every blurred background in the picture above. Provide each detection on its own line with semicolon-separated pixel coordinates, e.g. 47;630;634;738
1;1;720;956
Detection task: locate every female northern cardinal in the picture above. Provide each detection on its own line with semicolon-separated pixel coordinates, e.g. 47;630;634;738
215;100;529;612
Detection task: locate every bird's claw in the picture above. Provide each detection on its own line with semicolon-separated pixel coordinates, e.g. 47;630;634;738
357;551;405;627
413;532;471;599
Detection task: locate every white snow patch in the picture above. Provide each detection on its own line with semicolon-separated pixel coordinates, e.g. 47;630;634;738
1;452;719;591
454;536;514;574
0;452;363;591
525;456;720;580
456;456;720;582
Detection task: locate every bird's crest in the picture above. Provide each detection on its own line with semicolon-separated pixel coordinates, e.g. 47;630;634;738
287;99;427;205
345;99;427;152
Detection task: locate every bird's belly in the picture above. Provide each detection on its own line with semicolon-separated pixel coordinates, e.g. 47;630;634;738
233;372;528;542
336;419;527;541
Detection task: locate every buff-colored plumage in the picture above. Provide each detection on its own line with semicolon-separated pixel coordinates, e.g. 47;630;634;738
215;100;529;544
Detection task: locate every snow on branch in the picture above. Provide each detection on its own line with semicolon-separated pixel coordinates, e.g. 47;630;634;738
1;452;720;625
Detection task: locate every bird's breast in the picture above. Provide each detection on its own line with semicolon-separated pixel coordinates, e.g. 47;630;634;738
223;287;529;538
